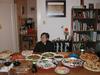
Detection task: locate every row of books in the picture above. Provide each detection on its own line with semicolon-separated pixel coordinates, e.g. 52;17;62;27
73;20;94;31
73;32;99;42
73;11;95;19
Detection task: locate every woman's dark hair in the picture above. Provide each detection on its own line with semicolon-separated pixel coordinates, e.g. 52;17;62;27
41;32;50;38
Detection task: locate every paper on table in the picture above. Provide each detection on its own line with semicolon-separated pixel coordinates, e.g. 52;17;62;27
0;63;13;72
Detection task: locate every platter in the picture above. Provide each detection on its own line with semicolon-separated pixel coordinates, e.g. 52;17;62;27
21;50;33;57
83;61;100;72
62;57;83;68
41;52;56;59
80;53;99;62
26;54;41;61
37;59;56;69
55;66;70;75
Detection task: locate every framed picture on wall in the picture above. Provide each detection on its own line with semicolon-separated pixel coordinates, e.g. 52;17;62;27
46;0;66;17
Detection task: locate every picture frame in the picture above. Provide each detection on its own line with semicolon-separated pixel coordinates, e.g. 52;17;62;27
46;0;66;17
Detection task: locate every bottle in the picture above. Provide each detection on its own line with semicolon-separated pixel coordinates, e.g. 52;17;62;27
32;62;37;73
80;43;85;54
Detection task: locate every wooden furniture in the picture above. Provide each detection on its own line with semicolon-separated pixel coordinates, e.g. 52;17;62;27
15;0;37;50
0;66;100;75
0;52;100;75
19;18;37;50
71;8;100;51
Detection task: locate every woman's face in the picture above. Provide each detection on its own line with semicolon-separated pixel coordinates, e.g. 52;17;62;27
41;35;48;43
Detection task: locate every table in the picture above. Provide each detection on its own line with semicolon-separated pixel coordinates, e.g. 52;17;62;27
0;52;100;75
0;66;100;75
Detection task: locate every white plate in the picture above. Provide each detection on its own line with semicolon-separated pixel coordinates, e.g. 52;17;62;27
62;57;83;68
37;59;56;69
21;50;33;57
42;52;56;59
55;66;70;75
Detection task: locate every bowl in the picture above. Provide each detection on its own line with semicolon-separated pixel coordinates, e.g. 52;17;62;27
54;54;64;61
13;61;21;66
55;66;70;75
68;53;79;58
4;62;12;66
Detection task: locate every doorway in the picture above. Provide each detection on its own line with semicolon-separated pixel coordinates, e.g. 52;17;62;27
15;0;37;50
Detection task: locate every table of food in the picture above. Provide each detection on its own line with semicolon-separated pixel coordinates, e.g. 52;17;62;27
0;50;100;75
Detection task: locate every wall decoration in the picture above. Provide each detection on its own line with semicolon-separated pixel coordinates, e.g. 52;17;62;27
46;0;66;17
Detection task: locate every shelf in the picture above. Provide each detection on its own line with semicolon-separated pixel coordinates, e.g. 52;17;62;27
72;8;97;11
73;18;95;20
72;41;100;43
72;8;100;50
73;30;100;33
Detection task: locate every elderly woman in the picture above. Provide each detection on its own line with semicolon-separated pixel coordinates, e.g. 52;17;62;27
34;32;54;52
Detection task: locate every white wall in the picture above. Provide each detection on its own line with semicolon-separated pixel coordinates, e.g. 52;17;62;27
84;0;100;8
0;0;18;52
27;0;37;26
37;0;80;41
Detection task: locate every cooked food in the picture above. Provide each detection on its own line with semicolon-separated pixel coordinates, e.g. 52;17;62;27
55;67;70;75
0;50;14;59
42;52;56;59
54;56;63;58
62;57;83;68
27;54;41;61
21;50;33;57
80;53;99;62
83;60;100;72
37;59;56;69
10;53;25;61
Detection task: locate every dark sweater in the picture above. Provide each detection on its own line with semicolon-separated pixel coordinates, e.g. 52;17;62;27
34;41;54;52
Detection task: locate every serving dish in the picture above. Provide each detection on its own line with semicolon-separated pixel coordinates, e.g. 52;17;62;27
83;60;100;72
55;66;70;75
26;54;41;61
62;57;83;68
37;58;56;69
41;52;56;59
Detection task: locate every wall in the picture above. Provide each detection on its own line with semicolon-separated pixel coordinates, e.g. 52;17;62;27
84;0;100;8
37;0;80;41
0;0;18;52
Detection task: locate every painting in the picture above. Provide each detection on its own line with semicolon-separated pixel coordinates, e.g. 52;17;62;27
46;0;66;17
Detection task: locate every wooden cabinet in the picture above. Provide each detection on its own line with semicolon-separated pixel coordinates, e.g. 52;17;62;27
71;8;100;51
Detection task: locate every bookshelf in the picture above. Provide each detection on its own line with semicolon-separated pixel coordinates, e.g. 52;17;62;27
71;8;100;50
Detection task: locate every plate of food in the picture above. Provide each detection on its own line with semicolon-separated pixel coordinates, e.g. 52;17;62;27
26;54;41;61
41;52;56;59
83;60;100;72
54;54;64;62
10;53;25;61
55;66;70;75
0;50;14;59
62;57;83;68
80;53;99;62
21;50;33;57
37;59;56;69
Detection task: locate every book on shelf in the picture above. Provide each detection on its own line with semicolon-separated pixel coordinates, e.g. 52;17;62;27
73;32;98;42
73;10;95;19
73;20;88;31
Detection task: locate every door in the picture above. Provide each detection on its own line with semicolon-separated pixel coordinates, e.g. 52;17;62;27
0;0;17;51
